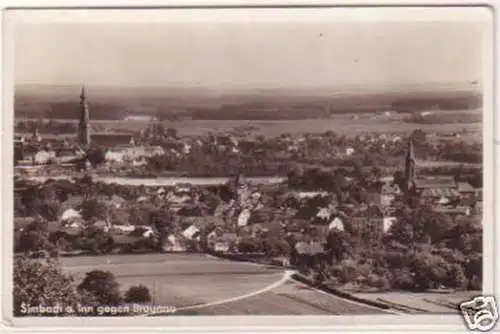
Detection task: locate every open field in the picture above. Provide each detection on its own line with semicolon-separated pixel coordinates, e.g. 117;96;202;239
16;117;482;138
59;253;391;316
353;291;479;314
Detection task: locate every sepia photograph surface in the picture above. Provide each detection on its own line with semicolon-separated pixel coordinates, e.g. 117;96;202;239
2;5;495;330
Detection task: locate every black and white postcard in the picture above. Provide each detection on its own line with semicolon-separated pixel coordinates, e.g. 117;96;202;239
1;5;496;332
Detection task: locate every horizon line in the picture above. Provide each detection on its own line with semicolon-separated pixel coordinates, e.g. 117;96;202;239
15;81;481;93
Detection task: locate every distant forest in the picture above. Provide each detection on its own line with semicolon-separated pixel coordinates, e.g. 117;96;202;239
15;90;482;121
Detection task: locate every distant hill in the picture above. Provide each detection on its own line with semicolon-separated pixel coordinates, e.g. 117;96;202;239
14;83;482;121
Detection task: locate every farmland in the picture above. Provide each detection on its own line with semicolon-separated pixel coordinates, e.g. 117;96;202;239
59;253;390;315
16;115;482;138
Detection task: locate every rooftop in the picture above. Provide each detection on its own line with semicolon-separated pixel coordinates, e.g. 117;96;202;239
457;182;476;193
414;177;457;189
421;188;461;198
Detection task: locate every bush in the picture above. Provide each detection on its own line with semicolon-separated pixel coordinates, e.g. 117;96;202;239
124;285;152;304
331;260;358;284
391;269;415;290
77;270;122;308
13;257;78;316
445;264;468;290
237;237;262;253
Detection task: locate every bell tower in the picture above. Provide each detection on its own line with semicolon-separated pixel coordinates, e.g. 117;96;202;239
78;87;90;147
405;138;417;193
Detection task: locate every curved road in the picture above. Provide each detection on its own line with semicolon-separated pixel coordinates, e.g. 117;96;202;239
60;253;395;316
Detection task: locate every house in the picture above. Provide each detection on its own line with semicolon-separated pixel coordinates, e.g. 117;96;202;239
174;183;192;194
328;216;345;231
381;182;401;198
105;149;125;163
214;202;231;217
294;241;310;255
182;224;201;240
297;191;329;200
349;205;385;241
214;242;230;253
420;188;461;205
309;241;325;255
316;207;332;220
382;217;397;233
142;227;155;238
112;225;136;233
164;234;186;252
14;217;36;231
413;176;457;192
434;206;471;217
54;146;84;162
32;150;56;165
211;232;238;252
105;195;127;209
237;209;252;227
60;208;84;228
61;195;85;211
94;220;111;232
14;135;26;145
136;196;148;203
166;192;192;205
457;182;476;198
60;208;81;222
90;133;135;148
207;227;224;241
379;176;395;184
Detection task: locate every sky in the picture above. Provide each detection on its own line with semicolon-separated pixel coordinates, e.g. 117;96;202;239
9;8;490;92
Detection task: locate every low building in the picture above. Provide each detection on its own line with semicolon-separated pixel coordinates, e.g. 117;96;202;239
90;133;135;148
349;205;385;242
33;150;57;165
420;188;461;205
434;206;471;217
457;182;476;198
328;217;345;231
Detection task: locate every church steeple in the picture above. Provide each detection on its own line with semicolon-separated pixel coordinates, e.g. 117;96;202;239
78;86;90;147
405;138;416;193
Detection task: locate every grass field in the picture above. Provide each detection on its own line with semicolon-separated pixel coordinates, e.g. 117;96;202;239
59;253;390;315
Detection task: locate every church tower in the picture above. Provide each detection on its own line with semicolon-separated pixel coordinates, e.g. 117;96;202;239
78;87;90;147
405;138;417;193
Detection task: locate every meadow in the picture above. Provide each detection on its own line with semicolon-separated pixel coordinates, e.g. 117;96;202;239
21;115;482;139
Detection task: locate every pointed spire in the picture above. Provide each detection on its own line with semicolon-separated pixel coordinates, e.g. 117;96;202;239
78;86;91;147
405;137;417;193
407;138;415;160
80;86;86;101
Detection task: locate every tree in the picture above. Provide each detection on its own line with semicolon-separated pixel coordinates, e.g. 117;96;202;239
77;270;122;307
17;231;51;254
287;163;304;188
16;219;55;255
77;226;115;255
124;285;152;304
410;251;449;291
79;199;107;221
445;263;468;290
237;237;262;253
148;209;174;250
86;148;107;167
13;257;79;316
411;129;427;144
325;230;352;263
35;201;61;221
165;127;178;139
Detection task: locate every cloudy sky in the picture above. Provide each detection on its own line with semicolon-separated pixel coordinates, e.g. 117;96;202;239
9;8;490;91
